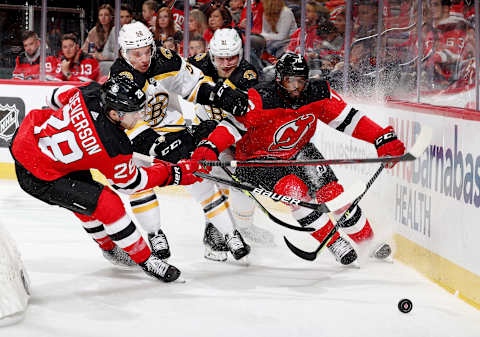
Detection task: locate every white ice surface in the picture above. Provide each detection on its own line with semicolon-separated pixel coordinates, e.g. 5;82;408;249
0;179;479;337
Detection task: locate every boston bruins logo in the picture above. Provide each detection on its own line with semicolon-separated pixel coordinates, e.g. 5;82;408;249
243;69;257;80
118;71;134;80
194;53;207;62
160;47;173;59
146;93;169;127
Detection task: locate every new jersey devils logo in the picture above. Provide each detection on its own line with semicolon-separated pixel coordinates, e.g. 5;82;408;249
268;114;315;151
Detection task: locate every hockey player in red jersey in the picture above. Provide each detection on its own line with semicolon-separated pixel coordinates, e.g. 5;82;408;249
10;76;201;282
192;53;406;265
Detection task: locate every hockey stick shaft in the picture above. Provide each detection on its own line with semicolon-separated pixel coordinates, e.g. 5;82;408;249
201;126;432;168
194;171;365;217
133;152;314;232
221;167;312;232
133;152;365;219
284;164;385;261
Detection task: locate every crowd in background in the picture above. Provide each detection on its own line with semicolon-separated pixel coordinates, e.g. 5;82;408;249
5;0;478;99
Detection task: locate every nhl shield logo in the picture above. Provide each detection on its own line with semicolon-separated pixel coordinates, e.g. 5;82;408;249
0;104;19;142
0;97;25;147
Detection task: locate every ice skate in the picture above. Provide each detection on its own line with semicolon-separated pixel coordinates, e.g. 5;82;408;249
203;223;228;262
102;245;137;268
370;242;393;263
236;224;276;247
327;236;358;266
225;230;251;260
139;255;181;282
148;229;171;260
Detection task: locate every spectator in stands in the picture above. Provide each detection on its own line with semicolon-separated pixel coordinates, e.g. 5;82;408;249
143;0;159;32
189;9;208;38
353;1;378;39
188;35;207;56
229;0;244;24
99;4;135;76
82;4;114;62
12;31;57;81
239;0;263;34
421;0;468;89
154;7;183;45
286;1;323;55
102;4;135;62
305;21;342;78
430;0;451;27
56;33;100;82
162;36;180;53
261;0;297;57
203;5;233;43
329;39;376;94
330;5;346;50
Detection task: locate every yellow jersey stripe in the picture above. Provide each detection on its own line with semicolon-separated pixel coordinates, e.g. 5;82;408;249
206;202;229;219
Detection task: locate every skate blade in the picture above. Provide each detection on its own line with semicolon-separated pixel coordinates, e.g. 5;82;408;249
204;248;227;262
346;260;360;269
376;255;394;264
111;263;140;271
238;255;249;266
174;276;186;283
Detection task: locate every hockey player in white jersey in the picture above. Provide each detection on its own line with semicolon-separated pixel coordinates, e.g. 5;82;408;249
188;28;275;250
109;22;250;261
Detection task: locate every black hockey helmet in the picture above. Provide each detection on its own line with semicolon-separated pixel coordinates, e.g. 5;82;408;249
275;52;309;81
101;75;146;115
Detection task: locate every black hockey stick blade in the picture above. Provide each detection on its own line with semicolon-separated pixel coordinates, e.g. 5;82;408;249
200;126;433;168
283;236;321;261
283;164;386;261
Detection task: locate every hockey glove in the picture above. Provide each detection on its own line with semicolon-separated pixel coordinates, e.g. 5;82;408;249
192;120;219;145
374;126;405;168
209;80;248;117
191;140;219;174
167;159;201;186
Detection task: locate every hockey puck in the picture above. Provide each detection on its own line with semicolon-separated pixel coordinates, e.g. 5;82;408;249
398;298;413;313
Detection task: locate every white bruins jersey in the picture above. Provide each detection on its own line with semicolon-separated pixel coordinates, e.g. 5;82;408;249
143;76;185;134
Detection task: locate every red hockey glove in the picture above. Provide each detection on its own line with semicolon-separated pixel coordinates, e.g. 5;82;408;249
191;140;219;174
167;160;201;186
374;126;405;168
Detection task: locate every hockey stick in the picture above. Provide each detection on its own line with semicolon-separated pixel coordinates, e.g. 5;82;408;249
221;167;310;232
194;171;366;226
283;164;385;261
131;152;347;232
200;126;432;168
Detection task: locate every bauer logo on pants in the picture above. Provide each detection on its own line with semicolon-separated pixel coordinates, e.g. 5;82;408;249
0;97;25;147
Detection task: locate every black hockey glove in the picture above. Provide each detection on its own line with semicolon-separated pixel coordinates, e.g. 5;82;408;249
149;130;196;163
209;80;248;117
192;120;219;145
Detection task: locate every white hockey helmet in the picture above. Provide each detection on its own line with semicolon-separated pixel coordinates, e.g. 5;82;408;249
209;28;243;68
118;22;156;69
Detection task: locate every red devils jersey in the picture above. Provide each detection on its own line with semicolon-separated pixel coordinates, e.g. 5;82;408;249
11;83;159;194
12;54;58;81
54;52;100;82
209;79;384;160
172;7;185;29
